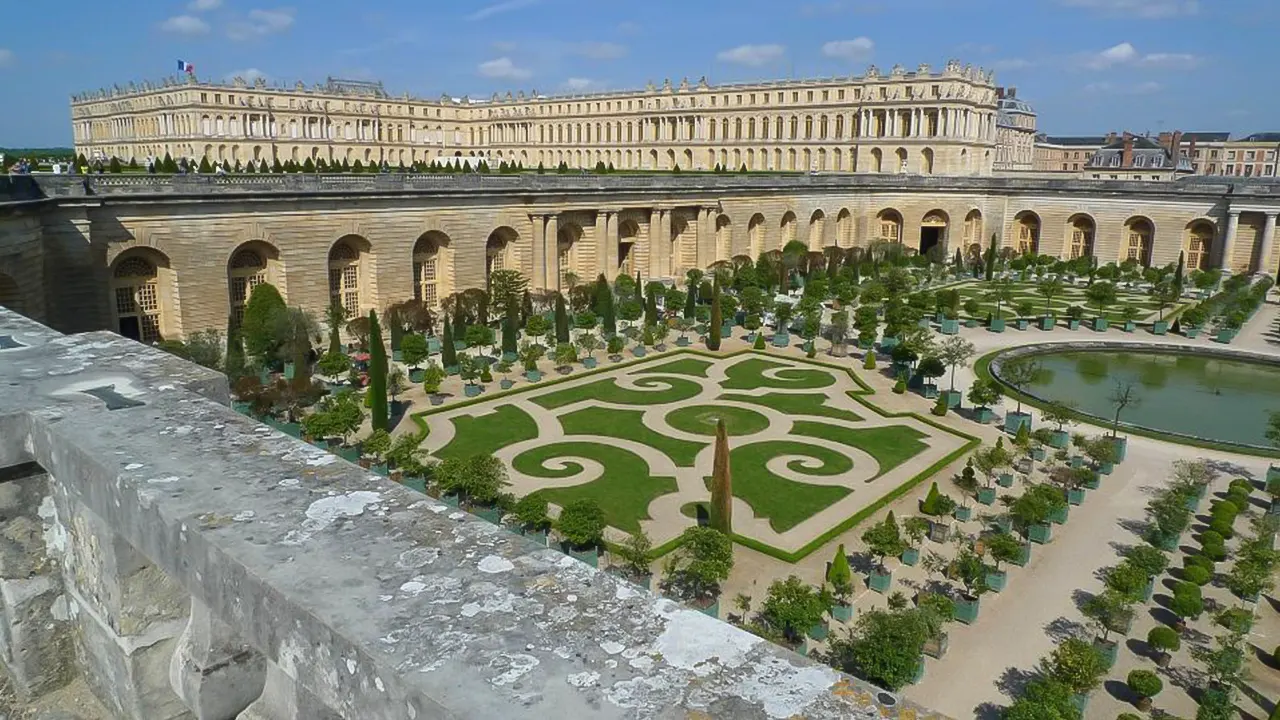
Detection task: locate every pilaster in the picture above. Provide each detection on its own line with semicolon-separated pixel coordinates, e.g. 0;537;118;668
1222;210;1241;271
545;214;560;291
1260;212;1277;275
529;214;546;291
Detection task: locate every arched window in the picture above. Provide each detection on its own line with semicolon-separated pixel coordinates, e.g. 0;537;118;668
112;254;163;343
1185;221;1214;270
328;241;361;316
877;210;902;244
1125;218;1154;266
1015;213;1041;255
414;232;451;310
228;248;267;325
1067;216;1095;259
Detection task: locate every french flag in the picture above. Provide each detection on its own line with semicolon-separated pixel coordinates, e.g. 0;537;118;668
177;60;194;74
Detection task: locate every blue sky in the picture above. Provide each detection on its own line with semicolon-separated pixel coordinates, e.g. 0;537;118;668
2;0;1275;146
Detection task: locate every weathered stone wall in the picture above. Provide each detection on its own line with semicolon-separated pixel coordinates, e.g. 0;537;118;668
0;206;48;325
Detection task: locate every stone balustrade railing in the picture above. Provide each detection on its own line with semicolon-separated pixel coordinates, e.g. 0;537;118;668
8;170;1280;202
0;306;938;720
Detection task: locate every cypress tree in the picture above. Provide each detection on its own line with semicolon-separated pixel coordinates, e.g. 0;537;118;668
593;274;610;316
707;290;722;351
453;306;468;348
224;314;246;381
108;157;122;173
984;233;998;281
161;152;176;173
271;157;283;173
367;310;389;431
1174;251;1185;291
387;306;404;352
441;316;458;370
634;272;643;306
198;156;213;174
502;298;519;357
599;277;616;337
709;419;733;534
644;283;659;326
827;544;852;598
683;285;696;319
521;289;534;326
554;293;570;343
302;157;315;173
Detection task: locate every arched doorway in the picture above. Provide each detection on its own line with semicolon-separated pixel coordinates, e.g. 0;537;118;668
618;219;639;277
748;213;766;258
876;209;903;244
557;222;584;290
1013;211;1040;255
413;231;452;310
1066;215;1095;259
920;210;948;258
780;211;797;249
1124;217;1154;266
111;250;170;343
836;209;853;247
715;215;732;261
1184;220;1214;271
0;273;22;316
963;210;983;257
227;241;280;325
328;236;369;317
486;227;518;287
809;210;826;250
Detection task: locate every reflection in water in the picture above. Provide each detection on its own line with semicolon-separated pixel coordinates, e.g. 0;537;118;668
1024;350;1280;447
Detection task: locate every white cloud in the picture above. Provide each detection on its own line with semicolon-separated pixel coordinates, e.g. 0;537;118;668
0;49;12;68
1138;52;1201;69
1078;42;1202;71
821;38;875;62
478;57;532;80
1081;42;1138;70
188;0;222;10
716;44;786;67
564;78;599;91
1058;0;1197;17
1083;80;1163;95
227;7;295;41
571;42;627;60
159;15;210;35
991;58;1033;72
466;0;538;21
227;68;268;83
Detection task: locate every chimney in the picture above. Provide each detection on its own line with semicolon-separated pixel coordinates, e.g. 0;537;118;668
1105;131;1118;144
1170;130;1184;169
1122;132;1135;168
1007;87;1017;99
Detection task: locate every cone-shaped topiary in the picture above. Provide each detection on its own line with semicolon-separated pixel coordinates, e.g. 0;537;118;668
554;293;570;344
502;298;519;356
753;333;766;350
707;291;722;351
709;419;733;534
441;316;458;369
368;310;389;431
827;543;853;600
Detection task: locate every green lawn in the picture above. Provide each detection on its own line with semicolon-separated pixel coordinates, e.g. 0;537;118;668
665;405;770;436
558;406;706;466
514;442;678;534
791;421;928;478
633;357;714;378
717;392;863;422
719;440;853;532
434;405;538;459
949;281;1182;323
531;376;703;409
720;358;837;391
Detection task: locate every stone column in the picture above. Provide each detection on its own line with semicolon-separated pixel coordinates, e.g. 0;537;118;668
530;215;547;292
603;211;618;277
650;209;669;279
1222;210;1241;271
237;661;341;720
546;214;560;291
169;598;265;719
698;207;715;270
1260;212;1277;275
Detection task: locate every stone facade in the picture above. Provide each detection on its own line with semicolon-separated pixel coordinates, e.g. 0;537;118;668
2;174;1280;342
71;62;1003;176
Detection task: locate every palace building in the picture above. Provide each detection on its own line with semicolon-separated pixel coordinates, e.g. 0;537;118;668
70;61;1008;176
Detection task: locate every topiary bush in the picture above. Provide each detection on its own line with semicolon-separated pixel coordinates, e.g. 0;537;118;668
1199;529;1224;548
893;378;907;394
1184;554;1215;573
1126;669;1163;700
863;352;876;370
1147;626;1180;655
1183;565;1212;586
1228;478;1253;495
1208;516;1235;540
753;333;766;350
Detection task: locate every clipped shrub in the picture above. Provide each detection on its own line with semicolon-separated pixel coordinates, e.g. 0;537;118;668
863;352;876;370
1183;565;1212;586
1228;478;1254;495
893;378;907;394
1147;626;1180;654
1199;530;1224;548
753;333;766;350
1184;554;1215;574
1202;540;1228;562
1126;669;1163;699
1208;516;1235;540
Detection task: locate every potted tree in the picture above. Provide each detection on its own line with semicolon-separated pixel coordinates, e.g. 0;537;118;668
985;282;1012;332
984;530;1026;592
1081;589;1135;668
458;355;483;397
495;358;515;390
1041;401;1076;449
1085;281;1117;331
1121;305;1141;333
861;512;906;593
966;377;1002;424
556;498;606;567
1037;277;1063;330
953;460;981;519
919;483;957;542
918;592;955;659
1123;545;1169;601
759;576;835;648
998;356;1039;434
1146;626;1180;668
1168;581;1204;632
902;517;930;567
948;542;989;624
605;334;625;362
360;428;391;472
674;317;696;347
772;301;794;346
1065;304;1084;330
659;526;734;617
1180;304;1206;338
1014;300;1035;331
1011;484;1062;544
973;442;1011;504
421;362;446;405
1126;669;1162;712
826;544;856;621
519;340;545;382
1151;281;1179;335
938;336;975;409
512;494;551;545
553;342;578;374
1044;637;1107;713
916;356;945;400
524;313;551;348
613;529;654;588
962;298;982;328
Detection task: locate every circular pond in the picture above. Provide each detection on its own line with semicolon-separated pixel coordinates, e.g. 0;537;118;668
665;405;770;436
1007;348;1280;448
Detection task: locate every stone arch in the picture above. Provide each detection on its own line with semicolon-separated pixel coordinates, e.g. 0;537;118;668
921;148;935;175
413;231;453;310
870;147;883;173
1123;216;1155;266
329;235;371;317
779;211;798;249
1184;220;1215;271
748;213;766;258
715;214;732;261
920;210;949;257
894;147;908;173
227;240;283;325
1012;211;1041;255
110;248;175;343
486;226;519;287
836;208;853;247
1065;214;1096;260
962;210;984;257
876;209;903;244
808;209;826;250
0;273;21;315
618;219;640;276
557;222;585;290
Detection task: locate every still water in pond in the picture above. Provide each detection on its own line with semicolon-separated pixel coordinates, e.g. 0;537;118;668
1020;350;1280;447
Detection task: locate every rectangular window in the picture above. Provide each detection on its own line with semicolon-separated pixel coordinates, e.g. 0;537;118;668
228;94;235;104
792;91;799;102
838;89;845;100
822;90;828;101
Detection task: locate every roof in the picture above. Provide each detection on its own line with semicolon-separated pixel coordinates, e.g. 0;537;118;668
1180;132;1231;142
1098;135;1164;151
1241;132;1280;143
1039;136;1107;147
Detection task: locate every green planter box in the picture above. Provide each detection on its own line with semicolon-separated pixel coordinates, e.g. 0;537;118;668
1004;411;1031;434
675;337;691;347
1152;320;1169;335
1110;436;1127;461
1028;523;1053;544
954;505;973;522
1215;328;1237;344
867;570;892;593
283;362;296;380
1142;577;1154;602
474;506;503;524
807;622;829;641
911;657;926;684
975;407;995;424
1069;455;1084;468
772;332;790;348
922;383;939;399
918;317;932;329
832;604;854;622
1049;505;1069;524
696;599;719;618
1015;319;1029;331
994;516;1013;534
582;357;598;369
1098;462;1114;475
721;323;734;338
944;389;962;408
1030;446;1047;461
953;595;980;624
1155;532;1178;551
986;569;1008;593
965;319;979;328
977;487;997;506
997;472;1014;488
1092;318;1109;331
941;318;960;335
1013;541;1032;566
1067;488;1086;505
880;336;899;351
900;547;920;566
408;368;425;383
632;346;647;357
1093;638;1119;669
1070;694;1090;714
1123;320;1136;333
1049;430;1070;449
463;384;483;398
1067;319;1081;330
989;317;1006;333
1083;474;1101;490
499;379;515;390
520;527;549;546
565;544;599;568
1185;326;1201;338
1039;316;1055;330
